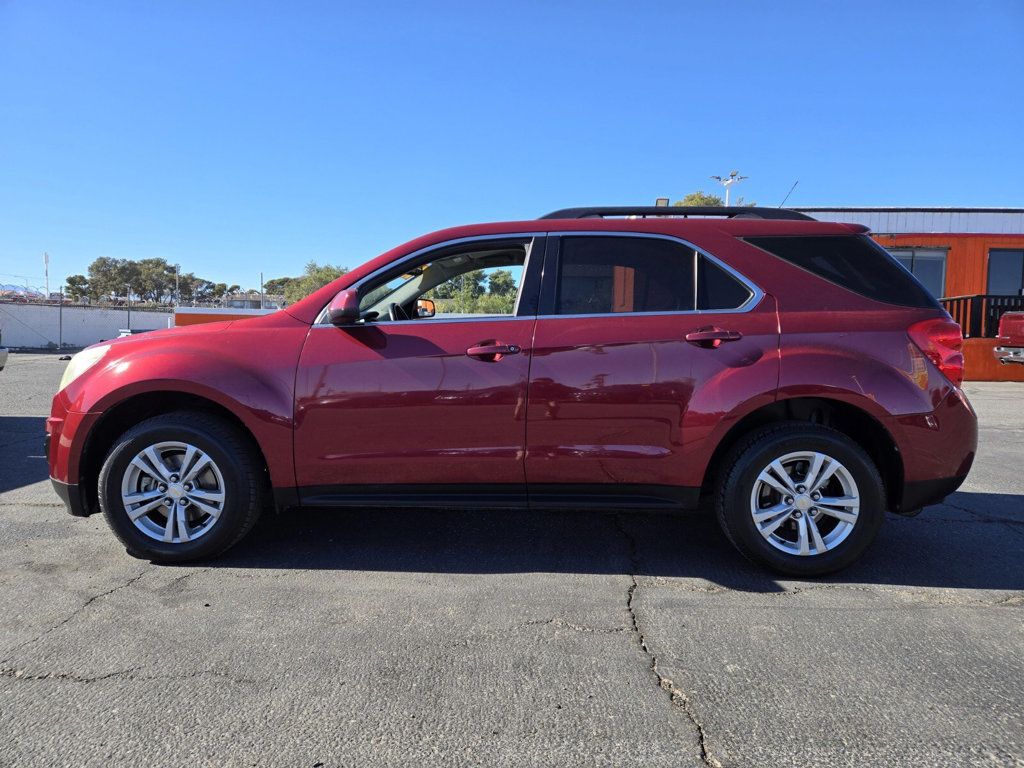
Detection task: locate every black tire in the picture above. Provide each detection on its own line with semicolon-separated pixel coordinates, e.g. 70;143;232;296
98;411;264;563
715;422;885;576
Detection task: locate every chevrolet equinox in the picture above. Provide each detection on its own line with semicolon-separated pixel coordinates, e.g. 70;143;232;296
47;207;978;574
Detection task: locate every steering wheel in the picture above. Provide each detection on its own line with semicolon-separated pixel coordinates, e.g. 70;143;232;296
388;302;410;322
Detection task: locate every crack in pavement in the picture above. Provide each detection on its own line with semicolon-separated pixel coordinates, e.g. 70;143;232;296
766;583;1024;606
161;567;214;591
935;500;1024;539
0;502;67;508
0;567;152;664
0;665;259;686
611;515;722;768
520;617;629;634
893;503;1024;527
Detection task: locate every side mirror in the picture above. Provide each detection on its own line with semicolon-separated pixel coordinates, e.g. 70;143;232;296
416;299;436;318
327;289;360;325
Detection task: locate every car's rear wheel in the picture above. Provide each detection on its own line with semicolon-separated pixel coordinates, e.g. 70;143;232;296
715;423;885;575
98;412;263;562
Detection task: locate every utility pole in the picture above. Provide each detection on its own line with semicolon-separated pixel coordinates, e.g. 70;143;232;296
260;272;264;310
125;283;131;331
710;171;749;206
58;288;63;349
43;252;50;298
174;264;180;306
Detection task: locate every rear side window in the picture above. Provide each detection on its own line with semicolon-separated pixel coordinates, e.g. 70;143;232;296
554;236;757;315
746;235;940;309
556;236;695;314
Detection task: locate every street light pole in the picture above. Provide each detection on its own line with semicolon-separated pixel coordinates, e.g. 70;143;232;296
175;264;180;307
125;283;131;331
710;171;749;206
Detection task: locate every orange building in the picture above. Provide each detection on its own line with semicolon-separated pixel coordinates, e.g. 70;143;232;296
799;208;1024;382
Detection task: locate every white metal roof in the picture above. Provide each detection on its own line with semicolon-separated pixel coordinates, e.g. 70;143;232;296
795;207;1024;235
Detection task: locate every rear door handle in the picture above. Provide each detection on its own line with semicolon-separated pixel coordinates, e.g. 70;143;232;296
685;328;742;348
466;342;521;361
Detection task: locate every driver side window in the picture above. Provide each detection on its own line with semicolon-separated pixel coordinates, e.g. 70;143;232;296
358;239;531;322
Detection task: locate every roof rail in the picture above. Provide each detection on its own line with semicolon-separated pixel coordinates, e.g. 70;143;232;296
539;206;816;221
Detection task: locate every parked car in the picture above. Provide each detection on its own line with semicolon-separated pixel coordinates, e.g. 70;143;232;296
994;311;1024;365
47;207;977;574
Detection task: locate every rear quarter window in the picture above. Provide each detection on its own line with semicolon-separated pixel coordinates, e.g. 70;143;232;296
745;235;941;309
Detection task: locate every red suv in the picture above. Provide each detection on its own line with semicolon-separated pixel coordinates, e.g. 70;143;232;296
46;207;977;574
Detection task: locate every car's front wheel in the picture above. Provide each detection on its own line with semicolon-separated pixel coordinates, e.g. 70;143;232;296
715;423;885;575
98;412;263;562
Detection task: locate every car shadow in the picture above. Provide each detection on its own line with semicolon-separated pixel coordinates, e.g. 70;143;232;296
0;416;48;494
203;490;1024;594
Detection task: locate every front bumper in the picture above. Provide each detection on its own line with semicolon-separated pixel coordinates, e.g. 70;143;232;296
994;345;1024;365
46;409;99;517
51;478;90;517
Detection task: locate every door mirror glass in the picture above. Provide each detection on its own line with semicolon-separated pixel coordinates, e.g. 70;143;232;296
416;299;436;318
327;289;360;325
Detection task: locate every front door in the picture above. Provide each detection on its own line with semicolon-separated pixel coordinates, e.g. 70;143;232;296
293;235;543;505
525;233;779;505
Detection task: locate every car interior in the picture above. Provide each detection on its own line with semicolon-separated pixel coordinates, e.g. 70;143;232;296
358;242;529;322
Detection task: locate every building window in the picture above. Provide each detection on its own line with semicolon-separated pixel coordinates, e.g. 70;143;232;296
987;250;1024;296
887;248;947;298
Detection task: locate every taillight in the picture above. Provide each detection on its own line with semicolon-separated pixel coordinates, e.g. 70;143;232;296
908;318;964;387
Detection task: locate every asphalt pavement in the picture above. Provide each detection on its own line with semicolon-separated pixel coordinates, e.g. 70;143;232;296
1;353;1022;767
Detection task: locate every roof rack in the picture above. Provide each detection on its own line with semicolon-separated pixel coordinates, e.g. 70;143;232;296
539;206;816;221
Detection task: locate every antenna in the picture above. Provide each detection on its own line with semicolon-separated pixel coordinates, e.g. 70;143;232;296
779;180;799;208
710;171;748;206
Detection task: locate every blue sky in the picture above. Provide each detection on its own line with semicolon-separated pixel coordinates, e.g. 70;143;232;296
1;0;1022;290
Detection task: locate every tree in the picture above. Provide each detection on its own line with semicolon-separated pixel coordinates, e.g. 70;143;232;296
86;257;142;301
263;276;295;296
674;191;724;207
283;261;349;303
487;269;517;297
134;258;176;303
65;274;90;301
672;190;756;207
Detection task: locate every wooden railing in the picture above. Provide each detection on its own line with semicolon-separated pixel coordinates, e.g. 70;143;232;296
941;294;1024;338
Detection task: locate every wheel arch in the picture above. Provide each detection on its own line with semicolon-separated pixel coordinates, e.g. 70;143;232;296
78;390;273;517
702;396;904;512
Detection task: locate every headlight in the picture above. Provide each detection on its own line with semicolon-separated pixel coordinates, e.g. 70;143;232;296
58;344;111;392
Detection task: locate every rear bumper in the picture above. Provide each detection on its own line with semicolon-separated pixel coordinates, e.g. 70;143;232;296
892;386;977;513
51;478;90;517
993;345;1024;365
899;475;968;514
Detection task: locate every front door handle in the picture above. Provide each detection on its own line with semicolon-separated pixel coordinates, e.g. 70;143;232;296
466;342;521;361
685;327;742;348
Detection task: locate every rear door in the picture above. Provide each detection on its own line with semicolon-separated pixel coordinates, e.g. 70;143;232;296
525;233;779;506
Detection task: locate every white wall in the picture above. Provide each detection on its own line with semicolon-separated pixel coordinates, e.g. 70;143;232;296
0;302;173;349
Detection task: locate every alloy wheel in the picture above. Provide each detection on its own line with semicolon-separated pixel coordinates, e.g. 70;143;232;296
120;440;227;543
749;450;860;556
